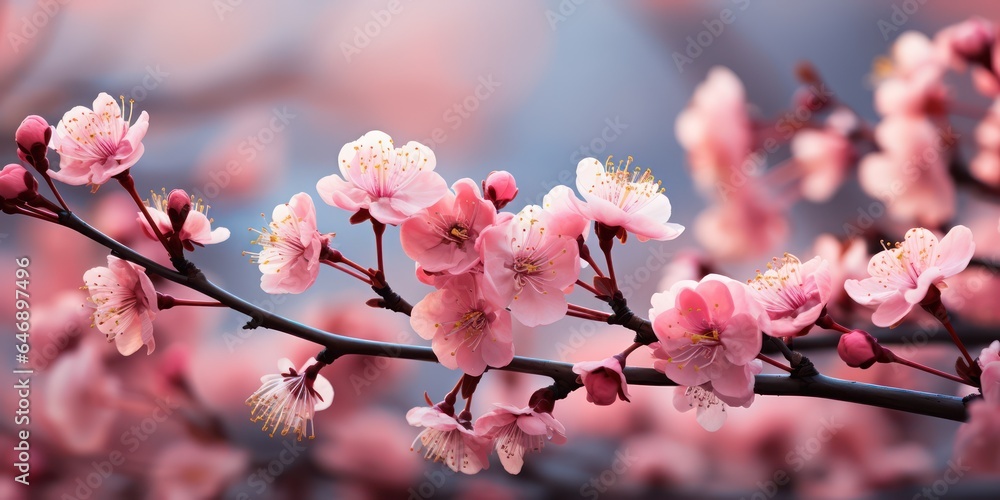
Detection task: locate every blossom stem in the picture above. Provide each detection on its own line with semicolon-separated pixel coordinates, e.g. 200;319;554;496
757;354;793;373
56;212;973;423
371;220;386;275
941;318;977;370
117;173;171;252
4;204;57;222
566;310;611;322
339;255;374;278
599;237;618;294
567;303;611;321
321;259;374;285
815;312;852;334
575;279;603;297
619;342;642;360
582;252;606;279
169;299;226;308
888;352;972;386
41;174;70;212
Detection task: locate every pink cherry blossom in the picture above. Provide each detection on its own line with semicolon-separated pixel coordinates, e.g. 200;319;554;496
400;178;496;274
474;403;567;474
935;17;995;66
790;126;854;202
845;226;975;327
138;189;230;249
42;342;121;453
246;357;334;440
479;204;581;326
407;405;491;474
150;441;248;500
675;66;753;194
83;255;159;355
572;356;630;406
540;184;590;240
873;32;949;116
247;192;330;294
48;92;150;186
747;254;832;338
952;398;1000;474
573;156;684;242
858;116;956;227
483;170;518;209
812;234;869;316
316;130;448;225
694;182;788;262
971;99;1000;187
648;274;767;406
15;115;51;167
410;273;514;376
672;359;762;432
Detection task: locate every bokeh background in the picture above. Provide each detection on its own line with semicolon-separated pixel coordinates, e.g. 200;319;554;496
3;1;1000;498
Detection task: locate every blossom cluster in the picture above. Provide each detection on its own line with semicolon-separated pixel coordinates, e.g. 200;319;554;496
4;16;1000;488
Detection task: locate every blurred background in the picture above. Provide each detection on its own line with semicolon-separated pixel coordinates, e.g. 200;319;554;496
3;0;1000;498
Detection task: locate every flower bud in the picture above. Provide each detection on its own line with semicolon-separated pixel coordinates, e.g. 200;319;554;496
15;115;52;171
945;17;995;62
166;189;192;232
0;164;38;201
572;356;630;406
482;170;518;210
837;330;888;369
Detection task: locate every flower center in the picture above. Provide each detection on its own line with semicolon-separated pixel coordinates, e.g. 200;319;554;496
689;329;721;344
588;155;665;213
446;223;470;246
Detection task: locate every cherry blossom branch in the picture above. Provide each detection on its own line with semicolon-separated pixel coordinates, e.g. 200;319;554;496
54;212;970;422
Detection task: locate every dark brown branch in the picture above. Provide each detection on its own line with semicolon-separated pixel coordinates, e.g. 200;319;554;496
56;212;970;422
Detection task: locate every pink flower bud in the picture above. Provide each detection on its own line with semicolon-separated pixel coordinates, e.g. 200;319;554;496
572;356;630;406
166;189;192;231
946;17;995;61
15;115;52;170
0;164;38;201
837;330;887;369
482;170;518;209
